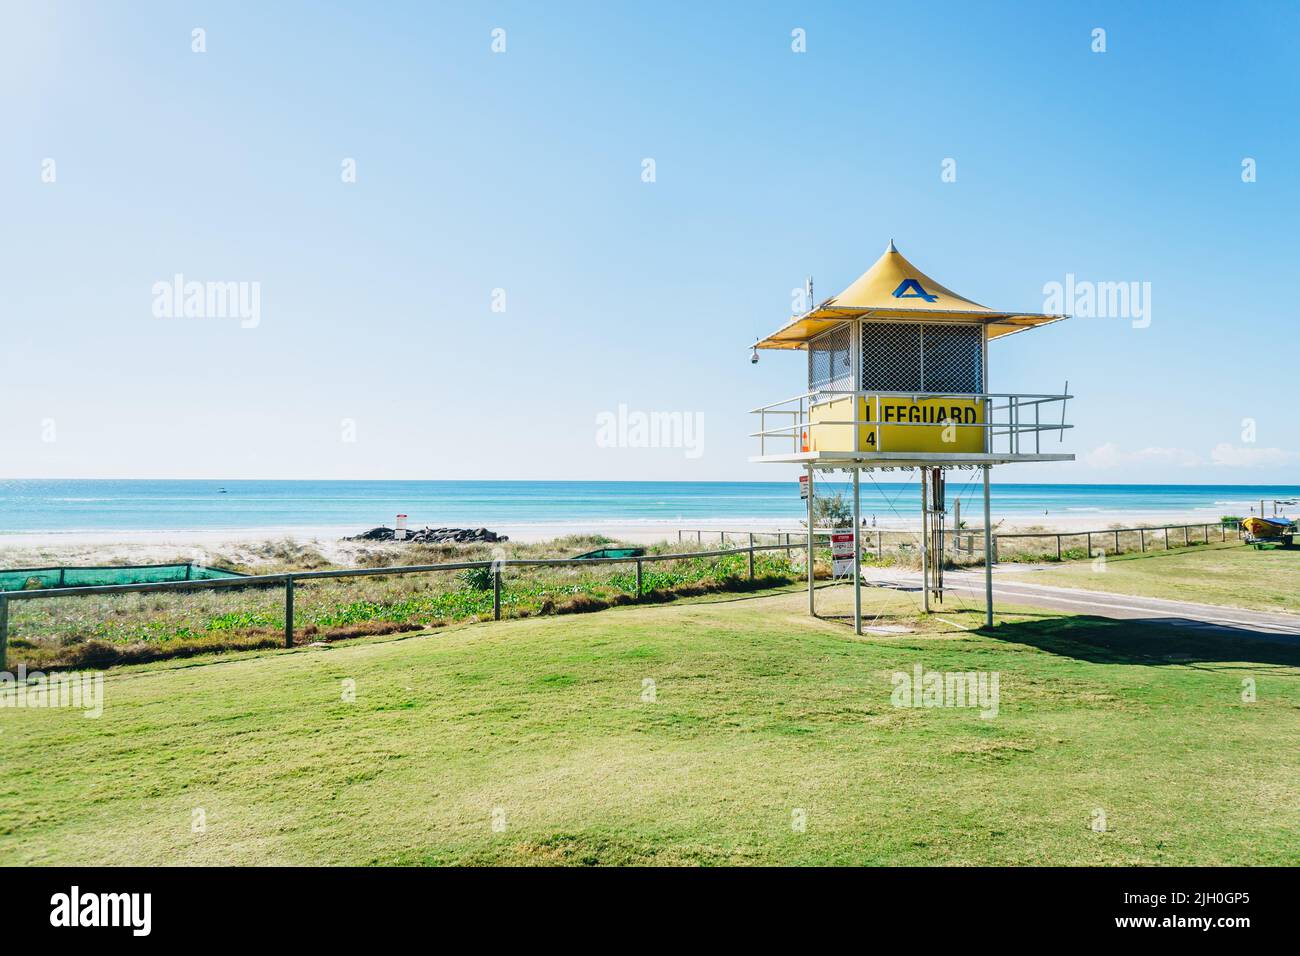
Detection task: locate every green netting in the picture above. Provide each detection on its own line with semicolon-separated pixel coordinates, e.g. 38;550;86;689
0;563;245;592
572;548;646;560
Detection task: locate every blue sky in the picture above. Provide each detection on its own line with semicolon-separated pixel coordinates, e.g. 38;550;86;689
2;1;1297;482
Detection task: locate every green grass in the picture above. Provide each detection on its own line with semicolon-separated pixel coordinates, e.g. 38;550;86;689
1;586;1296;866
1007;541;1300;614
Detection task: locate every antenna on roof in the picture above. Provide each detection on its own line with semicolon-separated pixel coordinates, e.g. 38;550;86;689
805;275;814;310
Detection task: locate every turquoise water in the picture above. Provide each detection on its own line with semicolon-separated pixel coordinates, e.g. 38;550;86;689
1;480;1296;534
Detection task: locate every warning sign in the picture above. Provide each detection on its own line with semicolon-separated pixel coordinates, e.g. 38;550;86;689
831;532;856;577
799;474;808;499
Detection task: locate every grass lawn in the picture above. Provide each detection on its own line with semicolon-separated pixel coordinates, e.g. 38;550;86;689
1006;541;1300;615
1;585;1296;866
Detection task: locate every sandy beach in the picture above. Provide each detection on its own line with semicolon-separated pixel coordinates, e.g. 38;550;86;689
0;510;1239;569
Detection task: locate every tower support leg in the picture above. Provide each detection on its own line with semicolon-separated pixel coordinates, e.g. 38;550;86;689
853;466;862;636
983;464;994;628
920;469;930;613
807;464;815;617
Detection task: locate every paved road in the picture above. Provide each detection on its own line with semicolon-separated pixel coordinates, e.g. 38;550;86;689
860;567;1300;641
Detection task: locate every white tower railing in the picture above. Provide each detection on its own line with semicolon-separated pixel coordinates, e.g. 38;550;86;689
750;389;1071;457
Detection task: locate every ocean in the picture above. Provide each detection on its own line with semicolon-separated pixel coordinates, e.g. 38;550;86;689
1;480;1296;535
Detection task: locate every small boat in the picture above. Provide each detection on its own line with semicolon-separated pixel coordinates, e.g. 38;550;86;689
1242;515;1293;542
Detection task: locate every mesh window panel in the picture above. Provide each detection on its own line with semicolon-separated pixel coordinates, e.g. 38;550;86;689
860;323;922;392
920;325;983;393
808;324;853;396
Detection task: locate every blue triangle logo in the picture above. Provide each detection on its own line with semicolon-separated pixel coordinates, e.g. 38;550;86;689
892;279;938;303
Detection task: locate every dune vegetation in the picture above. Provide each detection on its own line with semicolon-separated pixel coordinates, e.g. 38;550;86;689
1;536;803;669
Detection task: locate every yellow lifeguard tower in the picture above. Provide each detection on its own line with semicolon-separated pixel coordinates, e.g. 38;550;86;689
750;241;1073;632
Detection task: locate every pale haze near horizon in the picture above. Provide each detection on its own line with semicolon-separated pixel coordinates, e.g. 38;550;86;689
2;2;1297;485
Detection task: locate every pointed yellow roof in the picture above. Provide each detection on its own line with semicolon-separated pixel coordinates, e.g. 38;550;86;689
755;241;1067;350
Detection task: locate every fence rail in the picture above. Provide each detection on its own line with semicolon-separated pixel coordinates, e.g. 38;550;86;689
679;521;1245;562
0;523;1252;670
993;522;1242;561
0;541;810;669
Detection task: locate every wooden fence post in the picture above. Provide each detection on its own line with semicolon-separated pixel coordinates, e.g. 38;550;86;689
635;559;643;600
877;530;883;560
0;595;8;673
1139;529;1145;552
1086;532;1092;556
284;576;294;648
1056;535;1062;561
1114;530;1120;554
493;569;502;620
748;534;755;579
